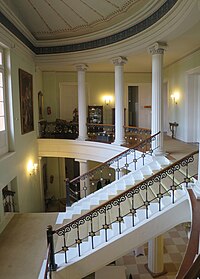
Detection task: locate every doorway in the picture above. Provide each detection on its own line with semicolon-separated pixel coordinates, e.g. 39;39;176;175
185;72;200;142
128;86;139;126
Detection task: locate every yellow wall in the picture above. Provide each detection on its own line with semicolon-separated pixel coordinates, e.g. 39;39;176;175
0;43;44;231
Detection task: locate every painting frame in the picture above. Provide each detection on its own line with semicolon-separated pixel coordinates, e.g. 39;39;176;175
19;68;34;134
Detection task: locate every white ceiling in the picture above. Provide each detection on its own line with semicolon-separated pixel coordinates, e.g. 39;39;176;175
1;0;162;41
0;0;200;72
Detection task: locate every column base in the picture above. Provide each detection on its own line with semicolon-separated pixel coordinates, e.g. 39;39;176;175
145;264;167;278
76;136;88;141
153;149;166;156
112;140;126;146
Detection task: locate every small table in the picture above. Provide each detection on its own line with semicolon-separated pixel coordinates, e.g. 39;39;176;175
169;122;178;138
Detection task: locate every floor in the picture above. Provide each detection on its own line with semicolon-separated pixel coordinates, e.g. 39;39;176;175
0;135;198;279
83;223;189;279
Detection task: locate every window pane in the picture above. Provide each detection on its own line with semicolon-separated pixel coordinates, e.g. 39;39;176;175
0;88;3;101
0;52;2;65
0;73;2;87
0;116;5;131
0;102;4;116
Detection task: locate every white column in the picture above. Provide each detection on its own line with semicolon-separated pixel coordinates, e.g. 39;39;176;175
147;236;166;276
148;42;167;155
75;159;89;198
75;64;88;141
112;56;127;146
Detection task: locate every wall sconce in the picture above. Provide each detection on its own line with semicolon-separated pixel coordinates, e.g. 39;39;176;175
171;92;179;104
103;96;112;105
27;160;38;176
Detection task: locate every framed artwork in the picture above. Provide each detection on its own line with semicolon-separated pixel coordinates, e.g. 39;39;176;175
19;69;34;134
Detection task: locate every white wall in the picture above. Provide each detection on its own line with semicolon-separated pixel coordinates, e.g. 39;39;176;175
165;48;200;142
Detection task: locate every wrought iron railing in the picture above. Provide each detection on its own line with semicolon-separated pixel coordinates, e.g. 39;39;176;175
38;120;151;145
67;132;160;203
38;120;78;139
46;150;198;272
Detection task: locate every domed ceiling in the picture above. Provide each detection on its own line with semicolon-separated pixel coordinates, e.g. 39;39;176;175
0;0;165;42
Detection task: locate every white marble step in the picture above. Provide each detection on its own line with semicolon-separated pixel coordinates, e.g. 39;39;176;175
56;155;170;224
54;189;187;270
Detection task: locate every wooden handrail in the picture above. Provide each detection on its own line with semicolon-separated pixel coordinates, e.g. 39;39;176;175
56;149;198;235
70;131;160;184
176;189;200;279
183;254;200;279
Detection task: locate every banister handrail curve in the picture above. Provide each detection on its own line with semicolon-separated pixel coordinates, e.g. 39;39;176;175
69;131;160;184
56;149;198;235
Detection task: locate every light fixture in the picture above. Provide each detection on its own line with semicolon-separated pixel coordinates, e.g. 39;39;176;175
103;96;112;105
171;92;179;104
27;160;38;175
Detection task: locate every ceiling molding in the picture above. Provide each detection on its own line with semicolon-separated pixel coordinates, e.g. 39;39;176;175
0;0;177;55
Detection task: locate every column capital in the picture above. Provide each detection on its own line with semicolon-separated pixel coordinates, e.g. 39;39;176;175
111;56;127;66
148;42;168;55
75;64;88;71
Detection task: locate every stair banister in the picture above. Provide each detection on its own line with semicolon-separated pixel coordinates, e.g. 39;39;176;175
67;132;160;201
52;150;198;266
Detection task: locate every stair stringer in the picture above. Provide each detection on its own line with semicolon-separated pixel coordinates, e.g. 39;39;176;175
53;195;191;279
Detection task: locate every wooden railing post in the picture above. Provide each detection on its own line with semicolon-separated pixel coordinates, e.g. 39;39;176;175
46;225;57;271
65;178;71;207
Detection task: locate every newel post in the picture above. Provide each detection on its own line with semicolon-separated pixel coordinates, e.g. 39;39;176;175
65;178;71;207
47;225;57;271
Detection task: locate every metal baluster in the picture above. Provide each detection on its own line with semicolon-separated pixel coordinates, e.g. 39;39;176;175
63;234;68;263
185;161;189;188
172;168;175;204
116;160;120;180
117;203;123;234
131;195;136;227
103;209;108;242
125;153;129;174
76;225;82;257
75;183;79;201
90;217;95;249
83;179;87;198
158;178;162;211
65;178;71;207
133;150;137;171
145;186;149;219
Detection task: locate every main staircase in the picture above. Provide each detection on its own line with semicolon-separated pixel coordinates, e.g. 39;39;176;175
39;133;199;279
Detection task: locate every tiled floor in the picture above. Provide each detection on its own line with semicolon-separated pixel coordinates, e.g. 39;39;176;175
84;223;190;279
123;223;189;279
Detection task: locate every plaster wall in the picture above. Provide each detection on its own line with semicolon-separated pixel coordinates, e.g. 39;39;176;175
165;48;200;142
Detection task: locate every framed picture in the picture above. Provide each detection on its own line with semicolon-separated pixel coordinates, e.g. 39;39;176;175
19;69;34;134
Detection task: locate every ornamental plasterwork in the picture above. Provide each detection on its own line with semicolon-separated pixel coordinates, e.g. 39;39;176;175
75;64;88;71
112;56;128;66
148;42;168;55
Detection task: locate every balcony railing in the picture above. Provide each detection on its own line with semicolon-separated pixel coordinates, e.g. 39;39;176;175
38;120;151;146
